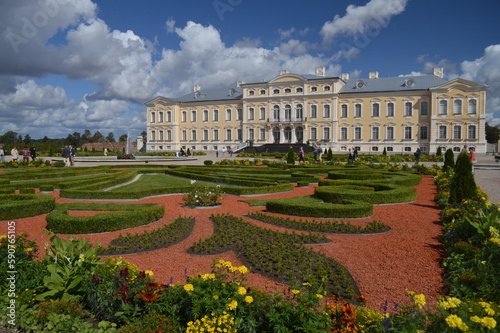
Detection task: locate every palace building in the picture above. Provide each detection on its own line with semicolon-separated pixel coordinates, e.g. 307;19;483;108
145;67;488;154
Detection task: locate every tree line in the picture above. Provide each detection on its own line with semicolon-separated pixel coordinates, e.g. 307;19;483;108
0;130;147;154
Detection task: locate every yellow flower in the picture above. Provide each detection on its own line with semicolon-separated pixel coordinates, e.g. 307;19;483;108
316;294;323;299
25;248;33;252
213;295;219;300
407;291;415;296
480;317;497;329
226;299;238;310
237;265;248;274
145;270;154;276
184;284;194;293
413;294;426;309
237;287;247;295
445;315;469;332
201;273;215;280
245;296;254;303
291;289;301;295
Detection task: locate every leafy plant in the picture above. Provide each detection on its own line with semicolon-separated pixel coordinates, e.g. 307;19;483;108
183;181;222;207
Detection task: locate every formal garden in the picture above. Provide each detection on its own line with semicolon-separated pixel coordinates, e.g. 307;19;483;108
0;151;499;332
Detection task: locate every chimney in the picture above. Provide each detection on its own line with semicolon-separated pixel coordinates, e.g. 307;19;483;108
369;71;379;79
341;73;350;81
279;69;288;75
193;85;201;92
433;67;444;78
236;81;244;87
315;67;326;77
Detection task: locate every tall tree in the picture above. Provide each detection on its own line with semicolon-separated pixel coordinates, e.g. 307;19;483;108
92;131;104;143
449;151;477;205
106;132;116;142
0;131;19;145
119;134;128;142
82;129;92;142
486;122;500;144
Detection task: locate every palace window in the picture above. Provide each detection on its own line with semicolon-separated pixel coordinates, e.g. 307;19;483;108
386;127;394;140
273;88;280;94
296;87;303;93
191;130;197;141
182;111;187;122
439;100;447;115
226;109;232;121
324;85;331;91
260;107;266;120
468;125;477;139
249;90;255;96
203;110;208;122
371;127;379;140
159;130;164;141
248;128;255;141
354;127;362;140
237;109;242;121
404;102;412;117
213;129;219;141
273;105;280;120
151;130;156;141
203;129;208;141
311;86;318;92
159;112;164;123
323;127;330;140
284;88;291;93
454;100;462;114
237;129;242;140
182;130;187;141
296;104;303;119
387;102;394;117
213;109;219;122
341;104;348;118
341;127;348;140
404;126;412;140
260;89;266;95
260;128;265;140
151;112;156;123
468;99;477;114
248;107;255;121
310;128;317;140
453;125;462;139
355;104;362;118
191;110;197;122
323;104;331;118
226;129;232;140
310;105;317;118
166;111;172;122
167;130;172;141
420;126;428;140
439;125;447;139
285;105;291;120
420;101;428;116
372;103;380;117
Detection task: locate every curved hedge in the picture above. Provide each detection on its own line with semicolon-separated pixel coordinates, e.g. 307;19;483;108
0;194;56;220
46;203;164;234
266;196;372;219
315;183;417;205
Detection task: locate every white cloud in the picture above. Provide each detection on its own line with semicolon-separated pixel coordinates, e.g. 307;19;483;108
165;18;176;33
460;44;500;125
321;0;408;44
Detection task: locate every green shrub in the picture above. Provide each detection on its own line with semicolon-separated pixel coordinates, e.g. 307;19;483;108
53;161;66;167
46;203;164;234
444;148;455;171
449;152;477;205
204;160;213;165
0;194;56;220
315;183;417;205
286;147;296;165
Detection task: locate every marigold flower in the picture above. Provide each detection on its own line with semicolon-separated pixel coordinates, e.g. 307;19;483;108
226;299;238;310
184;283;194;293
141;292;159;302
413;294;426;309
291;289;300;295
237;287;247;295
245;296;253;303
480;316;497;329
237;265;248;274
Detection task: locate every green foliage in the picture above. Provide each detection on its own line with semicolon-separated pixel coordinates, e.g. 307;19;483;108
327;147;333;161
437;146;443;156
36;230;102;301
449;152;477;205
382;147;387;156
53;161;66;167
0;194;55;220
444;148;455;171
203;159;213;165
183;181;222;207
46;203;164;234
286;147;296;164
186;148;191;156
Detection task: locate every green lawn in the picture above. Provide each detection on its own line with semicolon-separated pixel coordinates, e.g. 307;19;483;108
109;174;192;191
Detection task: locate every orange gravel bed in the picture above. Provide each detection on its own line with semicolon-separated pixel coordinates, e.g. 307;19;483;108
0;175;444;310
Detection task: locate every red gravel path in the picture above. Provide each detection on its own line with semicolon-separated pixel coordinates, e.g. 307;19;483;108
0;175;444;310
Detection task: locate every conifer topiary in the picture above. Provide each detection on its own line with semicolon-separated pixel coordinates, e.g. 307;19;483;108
436;147;442;157
449;151;477;205
327;148;333;161
443;148;455;172
286;147;296;165
382;147;387;156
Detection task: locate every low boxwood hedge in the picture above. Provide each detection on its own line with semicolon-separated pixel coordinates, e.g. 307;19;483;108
265;195;373;218
46;203;164;234
0;194;56;220
315;183;417;204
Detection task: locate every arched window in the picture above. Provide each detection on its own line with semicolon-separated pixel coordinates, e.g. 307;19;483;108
296;104;303;120
273;105;280;121
439;100;447;115
285;105;291;120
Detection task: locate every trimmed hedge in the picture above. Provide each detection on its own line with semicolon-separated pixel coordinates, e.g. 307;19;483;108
266;196;373;218
46;203;164;234
314;183;417;205
0;194;56;220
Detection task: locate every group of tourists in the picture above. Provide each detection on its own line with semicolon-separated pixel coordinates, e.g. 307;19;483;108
0;145;37;163
61;145;76;166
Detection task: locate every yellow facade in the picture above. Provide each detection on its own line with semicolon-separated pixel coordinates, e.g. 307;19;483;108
145;68;488;154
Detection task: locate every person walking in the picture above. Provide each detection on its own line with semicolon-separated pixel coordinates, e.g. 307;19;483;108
414;148;421;163
30;145;37;161
62;145;71;167
298;147;305;163
10;147;18;162
348;148;354;163
468;147;476;173
22;147;30;163
69;145;75;166
0;145;4;163
353;147;358;160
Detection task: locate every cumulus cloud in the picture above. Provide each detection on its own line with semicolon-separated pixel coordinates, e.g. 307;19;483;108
321;0;408;44
460;44;500;124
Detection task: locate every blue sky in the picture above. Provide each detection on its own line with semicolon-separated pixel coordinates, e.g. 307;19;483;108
1;0;499;139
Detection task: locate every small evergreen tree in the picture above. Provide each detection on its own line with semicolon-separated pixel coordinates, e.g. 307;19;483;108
443;148;455;172
382;147;387;156
92;147;96;153
327;148;333;161
449;151;477;205
436;147;442;157
186;148;191;156
286;147;296;165
84;146;88;152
